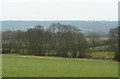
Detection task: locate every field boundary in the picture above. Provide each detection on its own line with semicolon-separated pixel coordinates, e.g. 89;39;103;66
1;77;119;79
3;54;118;62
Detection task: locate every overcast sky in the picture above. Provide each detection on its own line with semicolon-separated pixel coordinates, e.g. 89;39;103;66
0;0;119;21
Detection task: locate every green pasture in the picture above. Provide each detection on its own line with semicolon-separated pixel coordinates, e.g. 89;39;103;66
89;45;109;51
2;54;118;77
90;52;115;58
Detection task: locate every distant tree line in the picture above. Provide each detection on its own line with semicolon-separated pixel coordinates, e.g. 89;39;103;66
2;23;90;58
2;23;119;61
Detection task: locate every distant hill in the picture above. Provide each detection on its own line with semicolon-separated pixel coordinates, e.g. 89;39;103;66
1;20;118;36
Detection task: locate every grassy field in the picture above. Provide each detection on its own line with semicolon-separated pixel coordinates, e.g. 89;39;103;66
90;52;114;58
2;54;118;77
89;45;109;51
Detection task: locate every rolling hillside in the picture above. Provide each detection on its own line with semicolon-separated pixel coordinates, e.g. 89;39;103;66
1;20;118;36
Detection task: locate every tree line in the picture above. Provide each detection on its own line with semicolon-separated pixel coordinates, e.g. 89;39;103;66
2;23;119;61
2;23;90;58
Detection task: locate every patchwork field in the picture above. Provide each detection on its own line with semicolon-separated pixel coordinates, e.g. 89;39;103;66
2;54;118;77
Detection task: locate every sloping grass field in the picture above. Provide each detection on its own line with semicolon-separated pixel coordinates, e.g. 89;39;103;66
2;54;118;77
89;45;109;51
91;52;114;58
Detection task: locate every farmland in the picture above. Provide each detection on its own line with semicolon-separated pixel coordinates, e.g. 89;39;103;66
2;54;118;77
2;23;119;77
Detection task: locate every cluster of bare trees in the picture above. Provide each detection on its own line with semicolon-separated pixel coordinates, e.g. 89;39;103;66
2;23;119;61
2;23;89;58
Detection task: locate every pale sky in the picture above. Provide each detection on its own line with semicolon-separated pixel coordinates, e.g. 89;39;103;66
0;0;119;21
